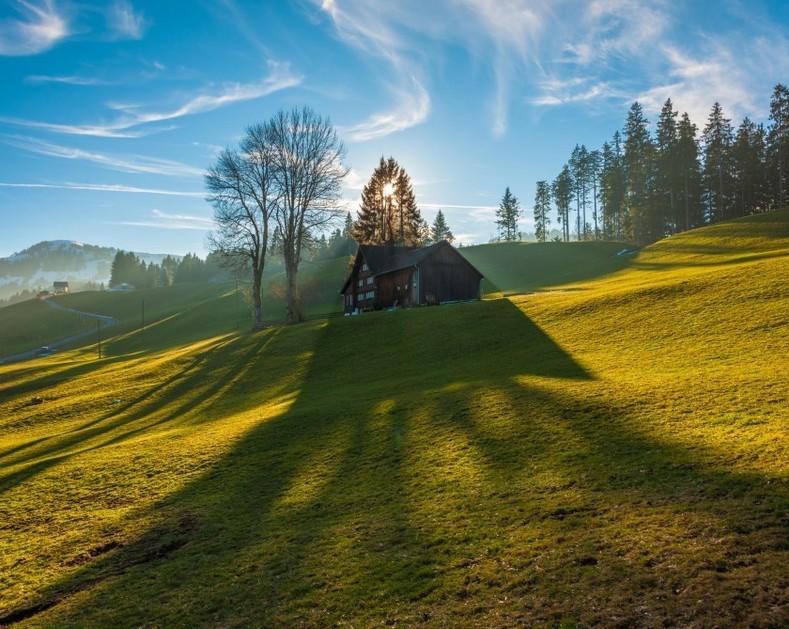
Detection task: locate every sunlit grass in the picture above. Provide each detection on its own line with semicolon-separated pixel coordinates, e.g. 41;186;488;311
0;212;787;627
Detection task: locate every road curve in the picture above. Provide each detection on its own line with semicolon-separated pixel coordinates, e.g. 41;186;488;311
1;298;117;365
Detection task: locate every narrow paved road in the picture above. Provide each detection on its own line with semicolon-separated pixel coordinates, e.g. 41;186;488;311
1;298;117;364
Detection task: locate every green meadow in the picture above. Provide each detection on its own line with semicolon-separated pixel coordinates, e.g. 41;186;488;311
0;212;787;627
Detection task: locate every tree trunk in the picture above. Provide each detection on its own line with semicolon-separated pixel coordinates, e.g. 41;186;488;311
284;258;302;324
252;267;264;328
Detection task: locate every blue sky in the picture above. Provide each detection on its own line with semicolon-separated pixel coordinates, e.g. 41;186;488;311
1;0;787;257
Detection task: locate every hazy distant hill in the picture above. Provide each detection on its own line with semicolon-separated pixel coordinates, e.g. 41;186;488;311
0;240;178;302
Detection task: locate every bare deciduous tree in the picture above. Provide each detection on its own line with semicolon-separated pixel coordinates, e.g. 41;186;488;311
205;124;276;328
267;107;348;323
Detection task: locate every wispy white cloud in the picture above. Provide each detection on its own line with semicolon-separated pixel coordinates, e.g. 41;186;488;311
105;0;145;40
636;36;785;127
316;0;547;138
319;1;431;142
342;168;367;191
419;203;498;211
25;73;113;86
0;115;154;138
4;136;203;177
529;0;788;129
341;78;430;141
113;209;213;231
0;61;302;137
531;78;621;107
0;181;204;197
0;0;70;56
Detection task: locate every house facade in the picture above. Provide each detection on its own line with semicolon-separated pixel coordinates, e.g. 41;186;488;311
340;241;483;314
53;281;69;294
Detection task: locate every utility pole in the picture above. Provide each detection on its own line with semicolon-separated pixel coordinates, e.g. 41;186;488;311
97;320;101;359
235;280;240;329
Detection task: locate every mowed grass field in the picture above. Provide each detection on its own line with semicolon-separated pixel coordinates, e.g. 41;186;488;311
0;212;787;627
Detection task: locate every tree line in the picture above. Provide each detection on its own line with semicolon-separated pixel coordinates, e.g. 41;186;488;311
529;84;789;245
109;251;225;289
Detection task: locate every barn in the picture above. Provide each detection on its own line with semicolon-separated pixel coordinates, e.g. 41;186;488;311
340;241;484;314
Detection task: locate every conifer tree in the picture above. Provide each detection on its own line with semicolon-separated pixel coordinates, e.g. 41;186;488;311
588;149;602;239
732;118;768;216
552;166;573;242
623;102;656;244
702;102;735;222
767;83;789;209
343;212;353;237
600;132;626;239
676;113;703;231
430;209;454;243
353;156;426;246
656;98;679;232
496;187;521;241
533;181;552;242
569;144;594;240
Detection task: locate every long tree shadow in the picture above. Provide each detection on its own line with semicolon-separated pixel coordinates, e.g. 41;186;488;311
0;330;285;493
3;299;785;626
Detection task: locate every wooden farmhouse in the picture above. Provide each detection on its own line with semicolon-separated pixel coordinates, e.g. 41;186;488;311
53;281;69;294
340;241;484;314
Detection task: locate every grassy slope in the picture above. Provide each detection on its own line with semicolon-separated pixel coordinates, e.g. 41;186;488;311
1;240;631;359
0;212;786;627
0;283;236;359
0;256;347;358
461;240;631;295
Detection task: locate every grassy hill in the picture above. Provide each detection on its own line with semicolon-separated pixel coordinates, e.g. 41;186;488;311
0;239;632;360
0;212;787;627
461;239;632;295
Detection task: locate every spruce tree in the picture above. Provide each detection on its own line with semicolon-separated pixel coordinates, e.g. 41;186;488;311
569;144;590;240
623;102;656;244
352;156;426;246
702;102;735;222
533;181;552;242
732;118;768;216
496;187;521;241
552;166;573;242
656;99;679;232
588;149;602;239
600;132;626;239
767;84;789;209
676;113;703;230
430;209;454;243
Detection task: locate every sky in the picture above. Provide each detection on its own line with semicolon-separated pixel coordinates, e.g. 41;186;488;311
0;0;787;258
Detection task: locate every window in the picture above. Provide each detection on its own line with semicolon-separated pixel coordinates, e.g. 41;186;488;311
362;263;369;271
366;276;374;285
358;279;364;287
366;291;375;299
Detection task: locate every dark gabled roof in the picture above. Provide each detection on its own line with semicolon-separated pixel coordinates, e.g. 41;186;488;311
360;241;445;275
340;241;483;294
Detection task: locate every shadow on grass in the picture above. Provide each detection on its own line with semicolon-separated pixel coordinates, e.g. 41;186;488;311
2;299;785;626
0;330;284;492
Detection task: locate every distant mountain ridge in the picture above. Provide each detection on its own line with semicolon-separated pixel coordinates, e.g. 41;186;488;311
0;240;179;302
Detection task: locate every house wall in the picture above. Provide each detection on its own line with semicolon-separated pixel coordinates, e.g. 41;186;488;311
375;268;415;308
342;255;376;313
419;246;481;304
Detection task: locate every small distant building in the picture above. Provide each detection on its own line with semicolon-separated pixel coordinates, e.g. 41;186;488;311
53;281;69;294
340;241;484;314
